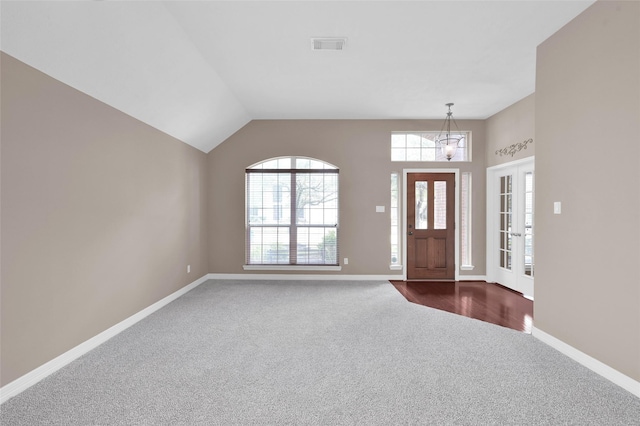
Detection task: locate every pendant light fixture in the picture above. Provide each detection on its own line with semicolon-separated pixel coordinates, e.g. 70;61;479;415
436;103;464;161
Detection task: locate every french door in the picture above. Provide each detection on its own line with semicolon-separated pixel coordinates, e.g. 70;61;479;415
406;173;456;280
487;158;534;298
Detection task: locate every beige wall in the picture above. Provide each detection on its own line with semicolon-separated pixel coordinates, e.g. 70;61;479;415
486;93;535;168
535;1;640;381
0;53;209;386
207;119;487;276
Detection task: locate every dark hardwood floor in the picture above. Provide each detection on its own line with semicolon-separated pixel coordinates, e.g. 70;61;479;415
390;280;533;333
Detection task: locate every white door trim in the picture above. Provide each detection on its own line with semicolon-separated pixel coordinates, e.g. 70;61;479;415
403;168;460;281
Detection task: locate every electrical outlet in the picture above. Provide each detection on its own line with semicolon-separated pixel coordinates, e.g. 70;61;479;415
187;265;191;273
344;258;349;265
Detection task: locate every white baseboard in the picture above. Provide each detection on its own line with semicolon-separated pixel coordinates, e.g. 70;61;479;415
457;275;487;281
208;274;487;281
209;273;488;282
0;274;209;405
207;273;401;281
532;326;640;398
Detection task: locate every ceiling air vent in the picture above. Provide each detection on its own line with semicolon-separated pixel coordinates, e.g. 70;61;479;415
311;37;347;51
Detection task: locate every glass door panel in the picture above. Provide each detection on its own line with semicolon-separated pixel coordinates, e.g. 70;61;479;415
415;181;428;229
523;172;534;277
499;175;513;271
433;181;447;229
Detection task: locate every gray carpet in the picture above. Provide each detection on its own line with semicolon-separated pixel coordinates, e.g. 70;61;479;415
1;279;639;425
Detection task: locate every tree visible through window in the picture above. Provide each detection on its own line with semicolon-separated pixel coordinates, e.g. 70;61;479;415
246;157;339;266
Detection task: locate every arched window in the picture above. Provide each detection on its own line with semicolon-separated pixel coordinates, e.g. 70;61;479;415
246;157;339;266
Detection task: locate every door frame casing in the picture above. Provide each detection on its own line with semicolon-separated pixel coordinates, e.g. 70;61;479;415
402;168;460;281
486;157;534;296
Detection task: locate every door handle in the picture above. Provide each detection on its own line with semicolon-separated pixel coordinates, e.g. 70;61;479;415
408;231;413;236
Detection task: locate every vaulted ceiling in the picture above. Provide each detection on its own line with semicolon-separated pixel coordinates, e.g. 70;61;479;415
1;1;595;153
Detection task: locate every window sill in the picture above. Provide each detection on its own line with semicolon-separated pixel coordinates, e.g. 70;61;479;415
461;265;475;271
243;265;342;272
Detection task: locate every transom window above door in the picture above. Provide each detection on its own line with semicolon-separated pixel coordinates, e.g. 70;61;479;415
245;157;339;267
391;131;471;162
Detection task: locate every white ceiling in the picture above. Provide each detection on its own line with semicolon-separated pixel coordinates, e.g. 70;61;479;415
1;1;595;153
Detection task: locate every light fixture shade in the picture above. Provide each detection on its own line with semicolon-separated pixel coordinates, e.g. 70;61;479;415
438;136;464;160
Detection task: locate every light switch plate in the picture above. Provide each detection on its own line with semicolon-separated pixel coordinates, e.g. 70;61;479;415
554;202;562;214
376;205;385;213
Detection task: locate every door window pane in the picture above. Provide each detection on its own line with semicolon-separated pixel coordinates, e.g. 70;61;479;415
434;181;447;229
499;175;513;271
524;172;534;277
415;181;428;229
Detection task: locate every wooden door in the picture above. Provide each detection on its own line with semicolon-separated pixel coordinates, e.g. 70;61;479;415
407;173;455;280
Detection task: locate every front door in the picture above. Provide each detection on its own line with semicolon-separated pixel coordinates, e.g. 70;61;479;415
406;173;455;280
